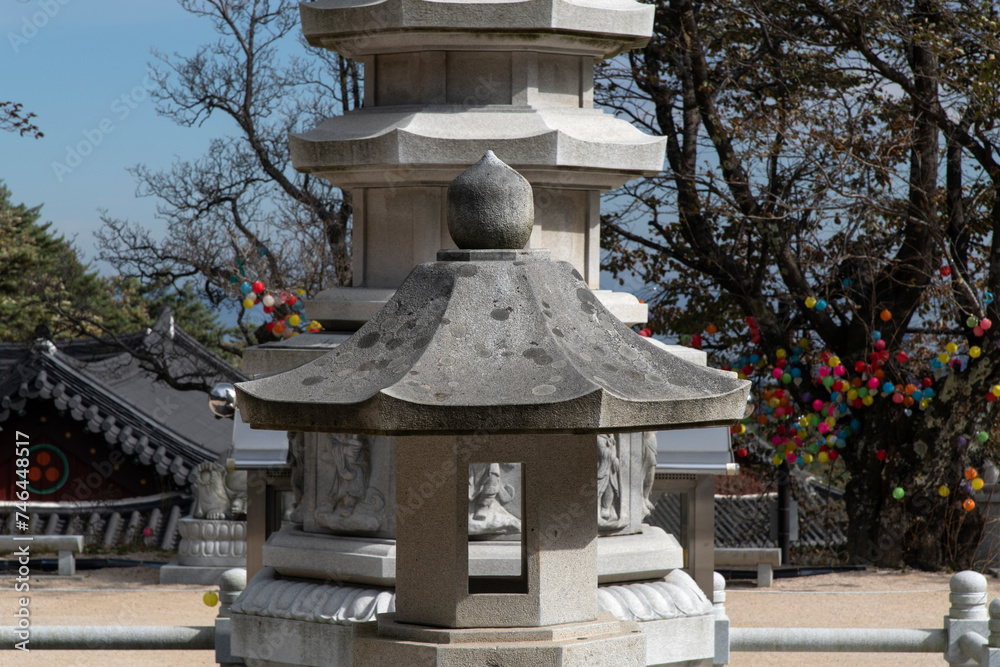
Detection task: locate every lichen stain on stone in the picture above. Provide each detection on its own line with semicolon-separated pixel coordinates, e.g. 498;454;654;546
458;265;478;277
531;384;557;396
491;307;512;321
522;348;554;365
552;327;564;337
618;343;639;361
439;356;456;366
301;376;323;386
576;288;598;315
357;332;381;349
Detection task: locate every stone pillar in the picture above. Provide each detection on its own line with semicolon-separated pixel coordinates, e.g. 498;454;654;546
215;568;247;667
945;571;989;665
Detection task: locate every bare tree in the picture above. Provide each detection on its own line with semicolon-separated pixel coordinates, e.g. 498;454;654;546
97;0;361;350
600;0;1000;569
1;101;42;138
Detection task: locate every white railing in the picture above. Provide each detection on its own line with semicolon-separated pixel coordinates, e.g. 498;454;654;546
714;570;1000;666
1;567;245;666
0;625;215;650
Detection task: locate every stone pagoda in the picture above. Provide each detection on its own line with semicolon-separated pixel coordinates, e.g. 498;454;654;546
229;0;744;664
244;0;665;377
232;154;750;665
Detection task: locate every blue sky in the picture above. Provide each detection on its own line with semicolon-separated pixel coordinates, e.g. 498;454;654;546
1;0;230;270
0;0;647;305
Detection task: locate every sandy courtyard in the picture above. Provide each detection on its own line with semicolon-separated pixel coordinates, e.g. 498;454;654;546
2;565;999;666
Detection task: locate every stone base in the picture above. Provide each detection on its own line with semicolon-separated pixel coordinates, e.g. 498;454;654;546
353;612;645;666
159;562;245;585
177;517;247;567
264;524;681;587
231;566;715;667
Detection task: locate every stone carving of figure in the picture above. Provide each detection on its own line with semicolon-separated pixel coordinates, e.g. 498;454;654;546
286;431;306;524
191;461;247;520
597;434;621;524
225;468;248;517
468;462;521;535
641;431;658;519
314;434;385;532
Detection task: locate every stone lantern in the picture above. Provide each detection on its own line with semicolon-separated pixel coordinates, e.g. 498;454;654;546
234;154;750;665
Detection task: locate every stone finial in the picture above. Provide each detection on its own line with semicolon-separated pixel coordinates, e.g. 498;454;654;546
218;567;247;619
447;151;534;250
949;570;988;620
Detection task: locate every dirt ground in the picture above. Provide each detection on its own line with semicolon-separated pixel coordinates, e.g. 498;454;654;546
0;564;217;666
725;568;1000;666
1;565;998;666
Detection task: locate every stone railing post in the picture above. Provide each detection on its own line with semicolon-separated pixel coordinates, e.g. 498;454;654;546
216;568;247;667
981;598;1000;667
713;572;730;666
946;571;989;665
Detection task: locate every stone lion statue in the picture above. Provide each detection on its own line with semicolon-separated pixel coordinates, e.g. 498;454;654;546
191;461;247;520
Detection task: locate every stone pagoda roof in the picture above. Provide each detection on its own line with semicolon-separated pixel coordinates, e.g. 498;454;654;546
237;249;749;435
237;154;749;435
300;0;655;58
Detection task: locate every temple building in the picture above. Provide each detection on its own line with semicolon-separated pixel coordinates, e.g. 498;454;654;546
0;308;244;549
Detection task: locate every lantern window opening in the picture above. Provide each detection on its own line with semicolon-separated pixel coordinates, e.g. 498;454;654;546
468;461;528;595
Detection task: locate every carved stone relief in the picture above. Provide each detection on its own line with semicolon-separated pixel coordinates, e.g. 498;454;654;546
468;462;521;536
191;461;248;521
286;431;306;525
597;434;622;526
641;431;657;520
314;434;385;533
292;432;650;540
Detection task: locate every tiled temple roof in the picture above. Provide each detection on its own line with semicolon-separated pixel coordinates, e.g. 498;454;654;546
0;308;246;487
